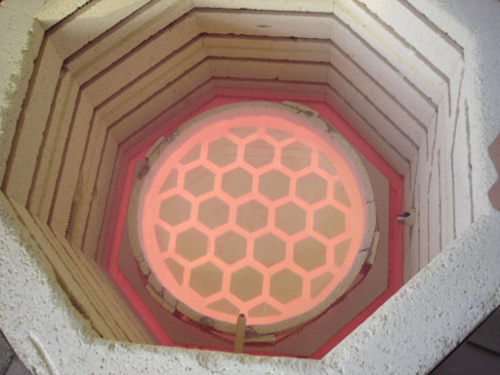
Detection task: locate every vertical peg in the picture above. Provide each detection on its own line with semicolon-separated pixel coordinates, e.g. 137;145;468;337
234;314;246;354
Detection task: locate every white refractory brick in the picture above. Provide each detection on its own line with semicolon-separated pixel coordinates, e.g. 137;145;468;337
211;78;327;101
327;67;417;160
453;107;473;238
48;91;93;237
196;11;333;39
331;1;448;107
68;111;107;248
428;155;441;261
28;72;79;221
203;36;331;63
440;129;455;247
108;62;212;144
403;167;412;280
409;202;421;279
328;43;426;146
83;142;119;259
98;40;207;126
1;0;92;29
46;0;153;59
210;59;329;82
191;0;336;13
0;8;43;185
356;0;464;79
2;40;62;206
1;193;151;345
329;11;437;126
66;0;193;83
416;148;430;271
81;14;201;106
325;89;409;174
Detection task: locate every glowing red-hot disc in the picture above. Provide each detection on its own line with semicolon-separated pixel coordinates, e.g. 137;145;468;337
134;104;370;331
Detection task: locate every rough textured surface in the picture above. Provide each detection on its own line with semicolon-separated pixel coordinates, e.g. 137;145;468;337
1;193;499;374
0;0;499;374
0;7;43;186
430;306;500;374
324;212;500;374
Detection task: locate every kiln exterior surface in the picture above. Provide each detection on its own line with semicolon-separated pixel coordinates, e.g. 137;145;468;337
0;0;499;374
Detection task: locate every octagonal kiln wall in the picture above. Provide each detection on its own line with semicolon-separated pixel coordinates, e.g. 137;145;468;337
0;0;498;363
0;0;469;333
11;1;455;275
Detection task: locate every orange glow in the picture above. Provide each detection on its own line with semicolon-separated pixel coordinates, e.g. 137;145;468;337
137;108;367;327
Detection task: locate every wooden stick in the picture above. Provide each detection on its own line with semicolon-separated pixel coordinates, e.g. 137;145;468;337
233;314;246;354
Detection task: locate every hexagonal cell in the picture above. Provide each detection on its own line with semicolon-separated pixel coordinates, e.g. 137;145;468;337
184;166;215;197
230;267;263;302
248;302;281;317
318;151;336;176
335;238;352;267
258;170;290;201
281;141;311;171
189;262;223;297
207;298;239;315
270;269;303;304
214;231;247;264
313;206;345;239
334;180;351;207
180;144;201;165
293;237;326;271
175;228;208;261
164;258;184;285
275;202;306;235
159;195;191;226
159;168;178;193
229;126;257;138
221;168;252;198
244;139;275;168
154;225;170;253
296;173;327;204
265;128;292;142
207;137;237;167
310;272;334;298
236;200;268;232
254;233;286;267
198;197;229;229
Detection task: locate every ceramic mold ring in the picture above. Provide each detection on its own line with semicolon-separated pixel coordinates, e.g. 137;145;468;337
127;102;377;335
